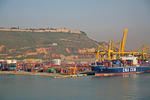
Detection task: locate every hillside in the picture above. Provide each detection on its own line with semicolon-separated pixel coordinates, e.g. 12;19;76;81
0;31;98;60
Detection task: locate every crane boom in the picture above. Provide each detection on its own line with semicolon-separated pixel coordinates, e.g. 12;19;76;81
120;28;128;52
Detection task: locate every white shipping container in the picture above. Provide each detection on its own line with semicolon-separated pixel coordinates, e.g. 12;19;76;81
52;59;61;65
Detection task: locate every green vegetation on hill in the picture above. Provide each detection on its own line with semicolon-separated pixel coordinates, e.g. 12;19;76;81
0;31;99;59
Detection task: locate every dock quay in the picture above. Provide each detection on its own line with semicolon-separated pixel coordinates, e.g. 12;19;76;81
0;71;87;78
0;61;91;78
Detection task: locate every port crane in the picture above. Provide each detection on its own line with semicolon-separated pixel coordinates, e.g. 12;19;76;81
137;45;150;60
86;28;150;62
96;28;131;61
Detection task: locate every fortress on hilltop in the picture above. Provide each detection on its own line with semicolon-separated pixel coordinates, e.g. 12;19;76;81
0;28;81;34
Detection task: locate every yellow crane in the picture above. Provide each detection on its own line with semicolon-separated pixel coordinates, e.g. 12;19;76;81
120;28;128;53
107;28;128;60
85;28;150;62
137;45;150;59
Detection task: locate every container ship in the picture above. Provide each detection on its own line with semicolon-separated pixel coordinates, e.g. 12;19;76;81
89;28;150;76
90;58;150;76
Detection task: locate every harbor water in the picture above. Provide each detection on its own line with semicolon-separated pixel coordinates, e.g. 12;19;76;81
0;73;150;100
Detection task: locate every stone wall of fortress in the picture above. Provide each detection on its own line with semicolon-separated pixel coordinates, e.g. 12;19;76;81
0;28;81;34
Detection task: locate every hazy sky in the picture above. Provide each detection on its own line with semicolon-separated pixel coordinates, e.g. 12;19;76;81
0;0;150;49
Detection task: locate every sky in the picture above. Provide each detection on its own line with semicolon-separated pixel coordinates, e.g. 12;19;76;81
0;0;150;49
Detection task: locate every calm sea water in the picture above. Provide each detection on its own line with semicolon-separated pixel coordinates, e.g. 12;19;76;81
0;73;150;100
